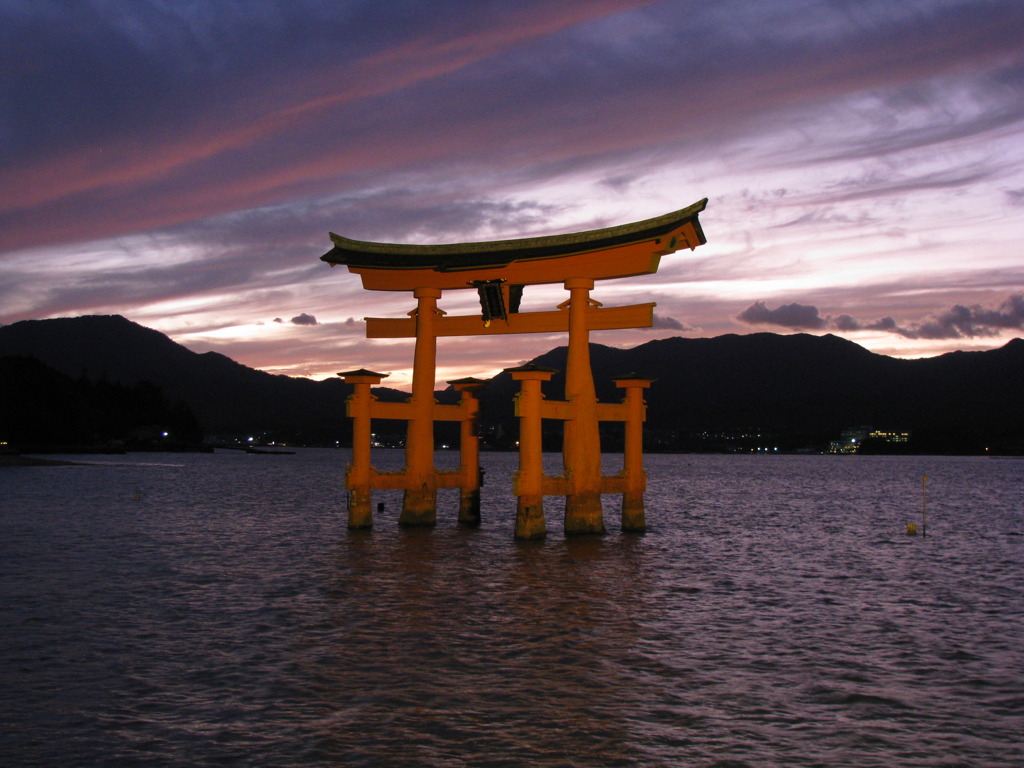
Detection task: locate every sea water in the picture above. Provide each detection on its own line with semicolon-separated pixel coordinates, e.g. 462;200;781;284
1;450;1021;767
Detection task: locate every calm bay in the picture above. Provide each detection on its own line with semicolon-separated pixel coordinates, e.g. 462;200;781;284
2;450;1022;766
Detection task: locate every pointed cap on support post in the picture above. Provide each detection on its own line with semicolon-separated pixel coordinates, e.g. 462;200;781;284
612;373;655;389
338;369;389;385
447;376;489;393
505;364;558;381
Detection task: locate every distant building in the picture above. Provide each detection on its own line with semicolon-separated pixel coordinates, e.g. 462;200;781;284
828;426;910;454
867;429;910;444
828;427;868;454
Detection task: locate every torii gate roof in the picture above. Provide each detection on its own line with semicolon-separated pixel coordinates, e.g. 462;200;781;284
322;198;708;291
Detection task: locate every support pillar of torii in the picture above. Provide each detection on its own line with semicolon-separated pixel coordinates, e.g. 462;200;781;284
337;364;486;530
508;364;654;538
323;198;708;536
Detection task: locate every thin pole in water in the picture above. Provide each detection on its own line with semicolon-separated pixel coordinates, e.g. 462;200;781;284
922;474;927;538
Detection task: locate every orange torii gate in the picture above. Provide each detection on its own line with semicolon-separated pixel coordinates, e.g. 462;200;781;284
323;198;708;538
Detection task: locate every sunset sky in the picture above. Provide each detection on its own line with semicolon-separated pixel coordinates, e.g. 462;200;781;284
2;0;1023;389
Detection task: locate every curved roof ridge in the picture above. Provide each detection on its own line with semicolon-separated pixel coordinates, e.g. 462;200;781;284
322;198;707;271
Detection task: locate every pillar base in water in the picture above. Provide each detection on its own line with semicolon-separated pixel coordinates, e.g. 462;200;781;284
458;490;481;527
400;488;437;527
347;489;373;530
621;493;646;533
515;496;547;540
565;492;606;535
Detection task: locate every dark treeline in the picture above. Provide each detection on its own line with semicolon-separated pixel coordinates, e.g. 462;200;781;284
0;356;203;451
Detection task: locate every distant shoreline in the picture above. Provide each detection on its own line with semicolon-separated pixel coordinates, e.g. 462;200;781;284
0;453;82;467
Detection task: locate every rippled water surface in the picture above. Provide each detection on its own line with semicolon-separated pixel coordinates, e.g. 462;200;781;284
2;450;1022;766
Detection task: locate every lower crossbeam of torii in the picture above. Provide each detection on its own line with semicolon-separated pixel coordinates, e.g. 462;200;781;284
324;198;708;539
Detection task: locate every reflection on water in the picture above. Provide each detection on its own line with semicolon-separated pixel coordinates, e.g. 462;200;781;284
322;530;651;765
1;450;1022;766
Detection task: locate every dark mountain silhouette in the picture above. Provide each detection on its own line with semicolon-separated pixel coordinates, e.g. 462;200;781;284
1;315;1021;453
477;334;1024;453
0;315;407;443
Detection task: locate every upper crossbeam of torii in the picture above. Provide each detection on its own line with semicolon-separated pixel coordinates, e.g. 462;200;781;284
323;198;708;538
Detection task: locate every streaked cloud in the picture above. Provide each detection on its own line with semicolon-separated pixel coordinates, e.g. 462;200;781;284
2;0;1023;384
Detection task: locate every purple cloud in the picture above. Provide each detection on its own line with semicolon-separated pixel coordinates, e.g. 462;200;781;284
739;295;1024;340
737;301;828;330
898;295;1024;339
651;313;688;331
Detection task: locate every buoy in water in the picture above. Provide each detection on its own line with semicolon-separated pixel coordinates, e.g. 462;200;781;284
906;523;918;535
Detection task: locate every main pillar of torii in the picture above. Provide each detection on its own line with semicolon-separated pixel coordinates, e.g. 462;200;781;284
322;198;708;534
